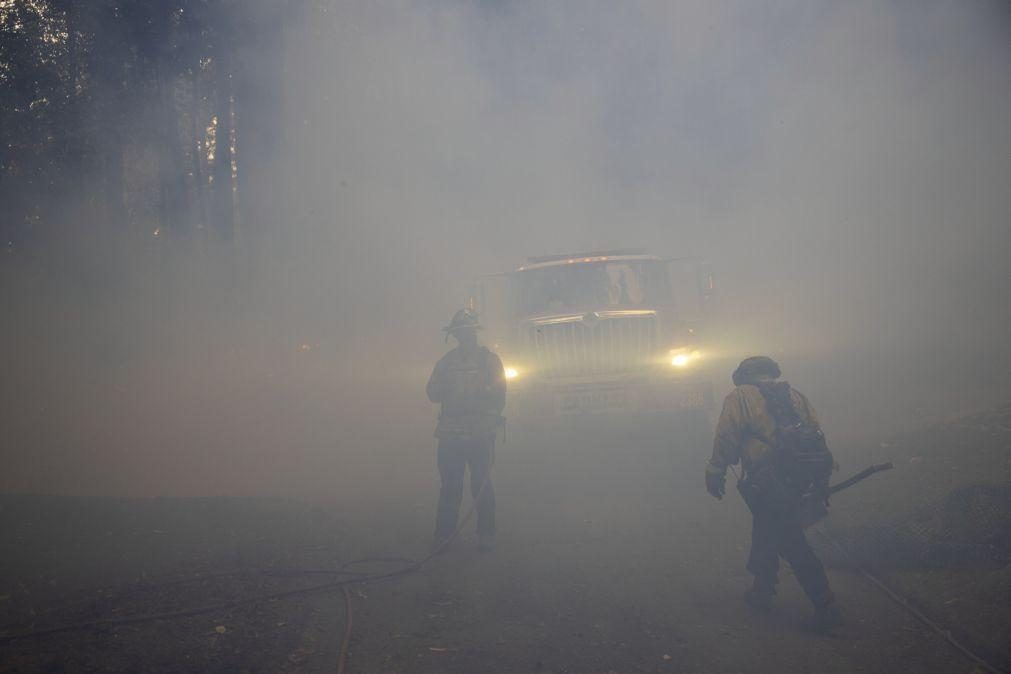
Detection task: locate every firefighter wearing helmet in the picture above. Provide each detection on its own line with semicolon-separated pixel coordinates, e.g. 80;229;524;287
426;308;506;552
706;356;841;631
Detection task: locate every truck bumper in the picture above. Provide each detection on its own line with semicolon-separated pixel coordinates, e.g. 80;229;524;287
509;373;715;421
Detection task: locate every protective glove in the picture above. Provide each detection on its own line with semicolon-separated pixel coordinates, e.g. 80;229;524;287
705;471;726;500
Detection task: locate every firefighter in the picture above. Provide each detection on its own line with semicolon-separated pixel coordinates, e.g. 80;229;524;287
426;308;506;552
705;356;841;630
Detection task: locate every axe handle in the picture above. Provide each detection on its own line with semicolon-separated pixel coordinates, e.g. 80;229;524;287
828;462;894;495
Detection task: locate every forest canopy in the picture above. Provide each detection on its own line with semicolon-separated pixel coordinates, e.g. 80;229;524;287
1;0;300;252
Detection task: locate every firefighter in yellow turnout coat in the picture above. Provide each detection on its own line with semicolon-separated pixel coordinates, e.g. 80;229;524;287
706;356;841;630
427;309;506;551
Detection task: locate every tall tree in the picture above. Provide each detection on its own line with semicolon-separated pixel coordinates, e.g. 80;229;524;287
1;0;301;249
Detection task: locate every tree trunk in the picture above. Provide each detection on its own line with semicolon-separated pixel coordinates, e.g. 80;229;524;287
233;21;284;250
61;1;87;202
189;68;208;234
157;60;188;233
210;39;235;241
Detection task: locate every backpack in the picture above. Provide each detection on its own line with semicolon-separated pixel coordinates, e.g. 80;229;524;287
756;381;834;493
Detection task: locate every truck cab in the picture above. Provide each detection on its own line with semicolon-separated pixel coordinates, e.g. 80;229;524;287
471;250;716;424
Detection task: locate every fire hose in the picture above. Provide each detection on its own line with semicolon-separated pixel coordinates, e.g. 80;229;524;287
3;459;1003;674
0;464;494;674
333;464;492;674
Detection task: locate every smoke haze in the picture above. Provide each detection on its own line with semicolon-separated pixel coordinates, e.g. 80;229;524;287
2;0;1010;497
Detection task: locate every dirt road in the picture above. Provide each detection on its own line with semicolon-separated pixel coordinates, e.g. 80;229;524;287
318;424;973;674
1;420;990;673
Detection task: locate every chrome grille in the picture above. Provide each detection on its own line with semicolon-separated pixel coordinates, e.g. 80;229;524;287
528;316;657;378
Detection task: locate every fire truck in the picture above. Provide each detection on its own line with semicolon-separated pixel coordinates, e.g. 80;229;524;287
470;250;717;426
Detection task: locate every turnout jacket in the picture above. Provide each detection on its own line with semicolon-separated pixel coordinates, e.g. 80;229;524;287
426;346;506;441
706;382;821;479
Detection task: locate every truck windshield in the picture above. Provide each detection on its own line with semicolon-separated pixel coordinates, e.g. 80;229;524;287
514;261;672;315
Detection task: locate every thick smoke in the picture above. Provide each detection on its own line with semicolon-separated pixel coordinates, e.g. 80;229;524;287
2;0;1009;496
282;0;1011;435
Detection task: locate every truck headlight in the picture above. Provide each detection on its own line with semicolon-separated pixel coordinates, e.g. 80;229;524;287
669;349;701;368
504;367;520;380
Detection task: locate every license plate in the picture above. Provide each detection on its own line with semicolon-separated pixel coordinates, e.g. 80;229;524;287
559;389;628;414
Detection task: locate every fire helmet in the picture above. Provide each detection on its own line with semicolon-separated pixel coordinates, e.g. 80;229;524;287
443;308;482;335
732;356;782;386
